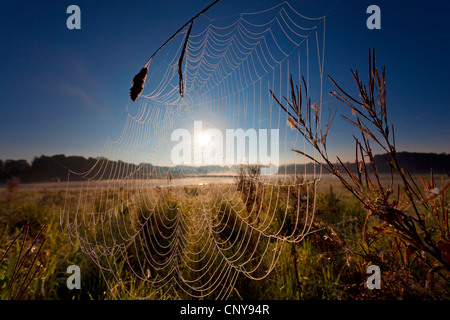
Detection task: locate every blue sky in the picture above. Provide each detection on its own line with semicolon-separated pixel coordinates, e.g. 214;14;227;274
0;0;449;164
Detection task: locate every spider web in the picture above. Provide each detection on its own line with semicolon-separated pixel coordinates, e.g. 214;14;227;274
60;1;326;299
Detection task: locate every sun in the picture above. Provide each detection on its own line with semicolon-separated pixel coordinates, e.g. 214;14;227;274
198;133;210;146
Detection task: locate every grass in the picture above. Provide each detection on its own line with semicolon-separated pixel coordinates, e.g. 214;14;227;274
0;173;447;300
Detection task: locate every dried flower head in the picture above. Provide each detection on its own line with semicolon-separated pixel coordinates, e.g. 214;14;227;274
287;117;297;129
130;66;149;102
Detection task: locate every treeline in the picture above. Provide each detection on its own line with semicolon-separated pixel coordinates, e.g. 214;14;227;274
0;155;105;183
0;154;232;183
0;152;448;183
279;152;450;175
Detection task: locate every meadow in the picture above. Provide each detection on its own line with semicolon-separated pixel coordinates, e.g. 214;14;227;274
0;171;448;300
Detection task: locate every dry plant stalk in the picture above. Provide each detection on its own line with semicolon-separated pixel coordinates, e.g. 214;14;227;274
129;0;221;102
0;223;47;300
6;177;19;205
178;21;193;98
270;49;450;277
234;164;262;219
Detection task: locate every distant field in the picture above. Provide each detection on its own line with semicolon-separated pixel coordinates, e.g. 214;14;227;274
1;172;438;199
0;173;372;189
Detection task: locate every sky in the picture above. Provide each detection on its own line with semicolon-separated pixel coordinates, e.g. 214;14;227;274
0;0;449;165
